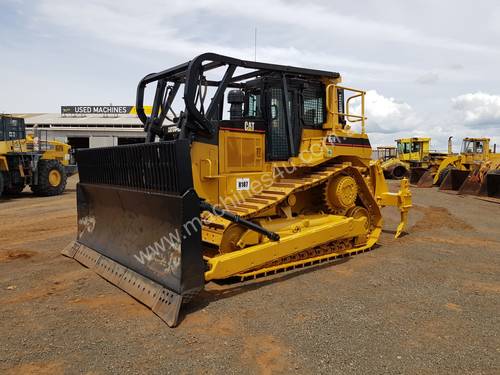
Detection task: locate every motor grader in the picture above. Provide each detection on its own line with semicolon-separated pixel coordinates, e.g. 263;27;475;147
379;137;450;182
62;53;412;326
431;137;500;196
0;115;74;198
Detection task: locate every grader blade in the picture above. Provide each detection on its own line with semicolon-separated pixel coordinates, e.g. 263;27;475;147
439;169;470;191
62;140;205;327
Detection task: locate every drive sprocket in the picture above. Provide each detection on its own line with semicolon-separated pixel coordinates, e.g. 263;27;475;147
323;174;358;213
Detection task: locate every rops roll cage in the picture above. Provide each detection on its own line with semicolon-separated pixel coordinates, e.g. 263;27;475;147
136;52;340;144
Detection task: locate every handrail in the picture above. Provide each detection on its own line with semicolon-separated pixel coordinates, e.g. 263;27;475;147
325;84;367;134
325;83;335;114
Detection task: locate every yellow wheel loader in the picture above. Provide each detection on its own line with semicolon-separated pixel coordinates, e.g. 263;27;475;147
379;137;450;184
62;53;411;326
433;138;500;196
0;115;75;198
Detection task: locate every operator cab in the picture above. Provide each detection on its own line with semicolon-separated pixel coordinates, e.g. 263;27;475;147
136;53;351;163
397;140;422;160
221;77;328;161
397;140;421;155
0;115;26;142
462;138;486;155
396;138;429;162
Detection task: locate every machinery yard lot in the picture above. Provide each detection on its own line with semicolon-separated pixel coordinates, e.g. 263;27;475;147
0;177;499;374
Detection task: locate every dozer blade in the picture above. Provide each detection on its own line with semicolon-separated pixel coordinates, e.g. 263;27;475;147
484;170;500;198
439;169;470;191
409;167;428;186
457;171;482;196
62;140;205;327
416;170;435;188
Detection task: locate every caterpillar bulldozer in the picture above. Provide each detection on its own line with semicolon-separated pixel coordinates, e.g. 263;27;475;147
378;137;450;183
62;53;412;326
432;137;500;197
0;115;75;198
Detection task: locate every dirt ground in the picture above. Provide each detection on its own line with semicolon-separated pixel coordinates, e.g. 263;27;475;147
0;177;499;374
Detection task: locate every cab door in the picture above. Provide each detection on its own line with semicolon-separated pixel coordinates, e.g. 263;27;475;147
266;86;300;161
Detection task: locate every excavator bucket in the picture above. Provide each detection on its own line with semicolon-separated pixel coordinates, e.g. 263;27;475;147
439;169;470;191
62;140;205;327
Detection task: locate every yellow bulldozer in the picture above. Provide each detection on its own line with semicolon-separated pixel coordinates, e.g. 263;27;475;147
62;53;412;326
0;115;75;198
430;137;500;197
378;137;450;183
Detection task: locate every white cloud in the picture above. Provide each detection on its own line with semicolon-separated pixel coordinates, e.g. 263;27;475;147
359;90;448;149
451;92;500;127
362;90;420;134
35;0;500;57
21;0;500;90
365;91;500;150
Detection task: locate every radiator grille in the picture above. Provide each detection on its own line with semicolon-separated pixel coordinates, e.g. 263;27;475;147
76;140;193;194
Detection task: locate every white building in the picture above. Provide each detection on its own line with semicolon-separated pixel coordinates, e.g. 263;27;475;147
15;105;154;150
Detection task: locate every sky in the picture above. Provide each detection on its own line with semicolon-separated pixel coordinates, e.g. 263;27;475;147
1;0;500;150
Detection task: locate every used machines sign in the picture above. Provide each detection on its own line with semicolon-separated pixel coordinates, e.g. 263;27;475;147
61;106;135;115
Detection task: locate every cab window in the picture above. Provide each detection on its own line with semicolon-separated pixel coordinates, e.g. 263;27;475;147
302;86;324;128
462;140;483;153
1;117;25;141
462;141;473;153
397;142;403;154
245;93;262;118
398;142;410;154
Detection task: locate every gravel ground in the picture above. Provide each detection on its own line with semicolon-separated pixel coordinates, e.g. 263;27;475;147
0;177;499;374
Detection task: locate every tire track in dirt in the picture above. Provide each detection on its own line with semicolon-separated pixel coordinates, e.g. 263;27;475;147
0;250;37;263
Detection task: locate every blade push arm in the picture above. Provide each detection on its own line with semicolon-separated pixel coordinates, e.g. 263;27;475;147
200;201;280;242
